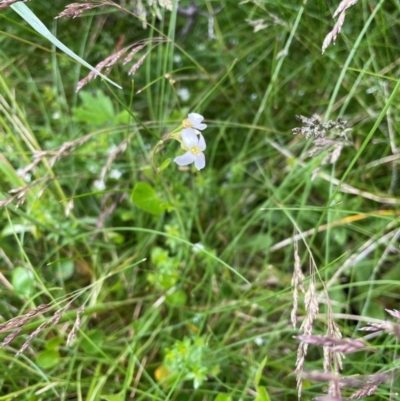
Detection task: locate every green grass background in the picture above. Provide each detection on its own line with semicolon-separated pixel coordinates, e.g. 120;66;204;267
0;0;400;400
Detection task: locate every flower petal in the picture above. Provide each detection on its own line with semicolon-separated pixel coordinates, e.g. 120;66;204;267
194;153;205;170
198;133;206;151
174;152;196;166
188;113;207;130
181;128;199;148
188;113;203;123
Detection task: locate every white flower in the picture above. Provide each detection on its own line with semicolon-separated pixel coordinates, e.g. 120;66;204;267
93;179;106;191
109;169;122;179
192;242;205;253
174;128;206;170
177;87;190;102
16;168;31;183
254;336;265;346
183;113;207;130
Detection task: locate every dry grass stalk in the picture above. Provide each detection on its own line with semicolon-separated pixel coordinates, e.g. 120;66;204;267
332;0;359;18
295;335;367;354
55;2;99;19
16;302;71;356
0;300;88;355
339;372;389;388
348;384;378;399
292;241;347;399
99;136;131;183
303;371;391;400
359;321;400;338
0;177;51;208
386;308;400;320
328;379;342;400
0;131;96;209
295;277;319;398
128;52;149;76
122;44;145;65
0;304;50;338
359;308;400;338
292;114;351;181
301;371;340;382
322;0;359;54
96;189;127;230
16;133;95;182
310;139;345;181
291;238;305;328
76;38;166;92
0;306;49;350
1;327;23;347
323;319;343;374
66;305;85;346
0;0;30;10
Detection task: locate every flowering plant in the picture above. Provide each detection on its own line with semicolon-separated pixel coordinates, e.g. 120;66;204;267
152;112;208;172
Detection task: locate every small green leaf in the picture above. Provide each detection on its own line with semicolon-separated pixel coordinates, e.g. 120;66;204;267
50;260;74;281
166;290;187;306
115;110;131;124
131;182;165;215
12;267;34;296
46;337;64;351
37;350;60;369
159;158;171;171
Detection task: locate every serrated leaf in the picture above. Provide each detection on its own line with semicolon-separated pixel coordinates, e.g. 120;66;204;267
131;182;165;215
73;91;115;125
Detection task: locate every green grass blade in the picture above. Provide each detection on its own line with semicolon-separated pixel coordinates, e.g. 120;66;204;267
10;2;121;90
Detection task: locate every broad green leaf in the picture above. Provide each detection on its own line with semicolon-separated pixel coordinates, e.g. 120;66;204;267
12;267;34;296
131;182;165;215
73;91;115;125
10;3;121;90
37;350;60;369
